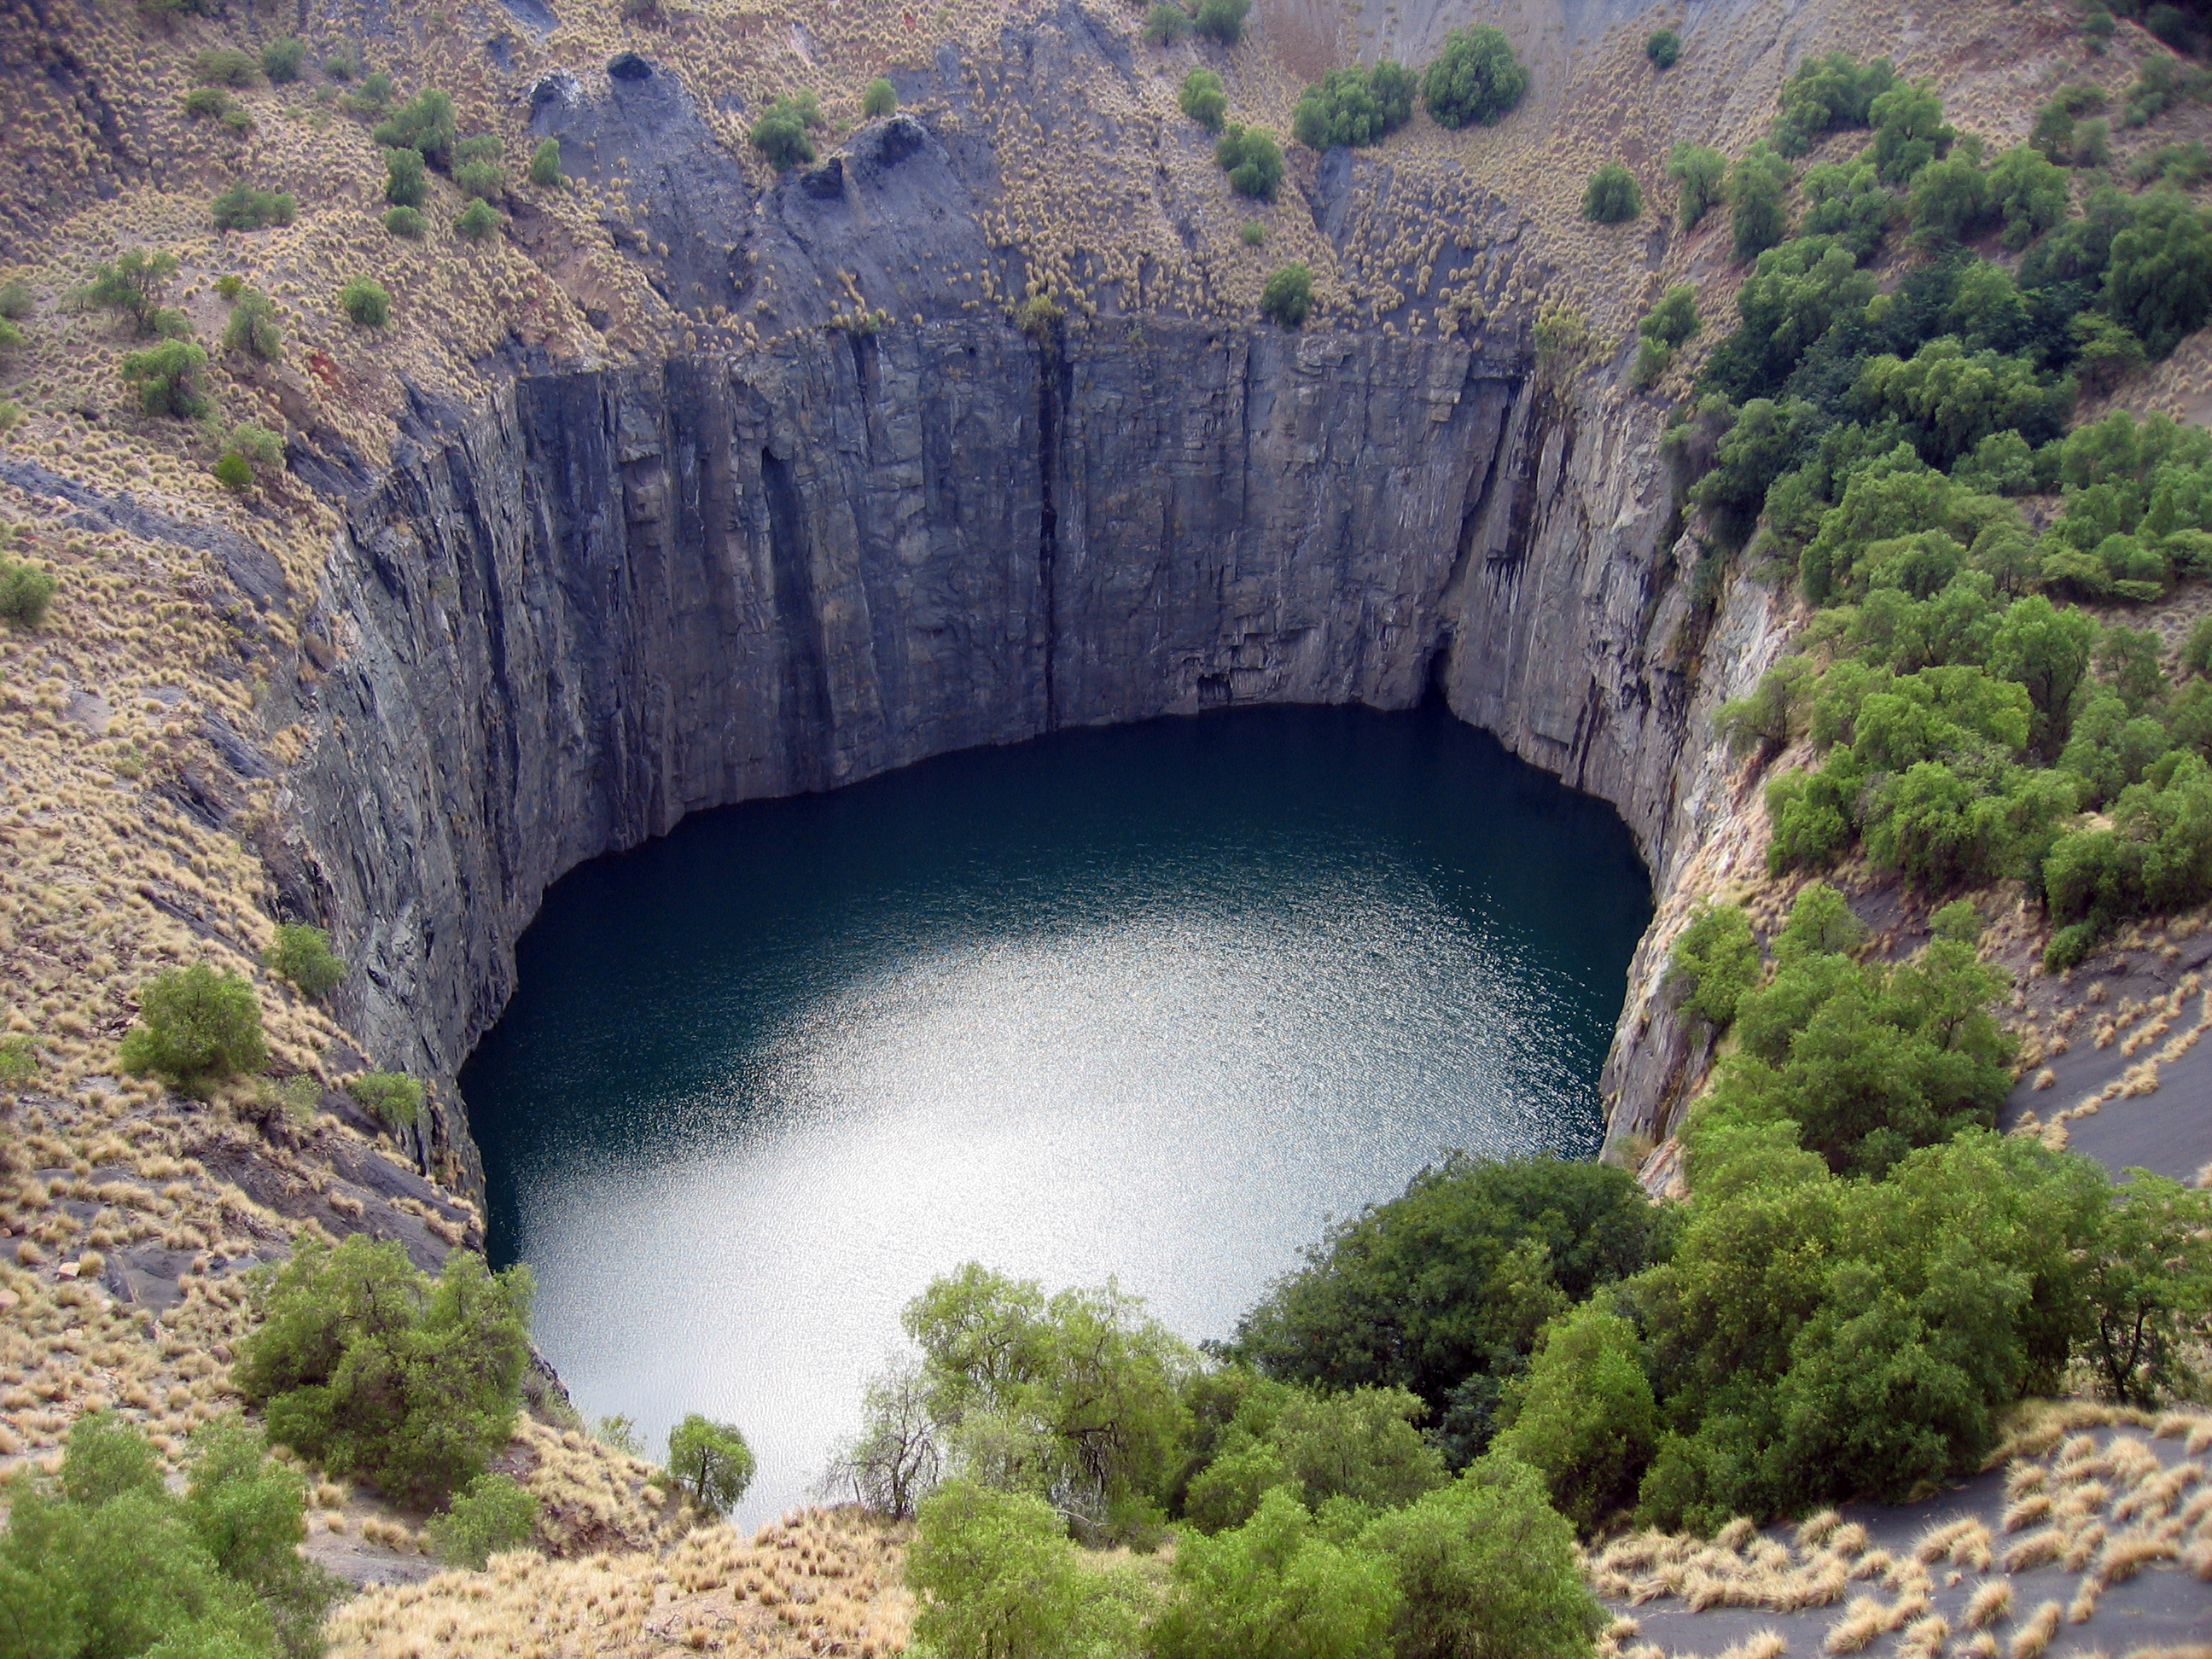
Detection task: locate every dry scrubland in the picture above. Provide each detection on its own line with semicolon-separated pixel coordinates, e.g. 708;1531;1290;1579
4;0;2212;1652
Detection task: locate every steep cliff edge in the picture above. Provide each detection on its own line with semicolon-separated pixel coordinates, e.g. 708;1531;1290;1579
265;318;1784;1185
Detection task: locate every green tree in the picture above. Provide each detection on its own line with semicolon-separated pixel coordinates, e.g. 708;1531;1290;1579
341;276;389;327
1145;3;1191;43
1906;153;1991;247
1773;52;1895;155
1421;26;1528;130
261;922;344;995
221;288;282;360
384;147;428;207
1293;62;1414;149
118;963;265;1093
1493;1305;1656;1531
455;198;501;239
2104;189;2212;358
424;1473;538;1567
0;562;57;629
1152;1487;1400;1659
372;89;457;166
236;1235;534;1507
1667;143;1726;231
1362;1452;1604;1659
215;451;254;492
1260;262;1312;326
1215;124;1284;200
1644;28;1680;68
1581;162;1641;224
77;250;179;334
907;1482;1145;1659
1639;283;1699;350
384;206;427;238
666;1415;756;1516
211;184;297;231
346;1072;422;1131
1988;592;2099;758
750;93;820;168
1867;79;1954;183
1179;67;1227;130
1988;143;2069;250
1668;902;1758;1027
2081;1171;2212;1406
260;37;305;82
527;138;563;188
1270;1386;1447;1513
1192;0;1249;44
863;77;898;118
1727;143;1793;260
1801;159;1894;260
183;1417;341;1659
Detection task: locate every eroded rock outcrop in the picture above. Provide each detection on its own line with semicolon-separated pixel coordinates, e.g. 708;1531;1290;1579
267;319;1782;1186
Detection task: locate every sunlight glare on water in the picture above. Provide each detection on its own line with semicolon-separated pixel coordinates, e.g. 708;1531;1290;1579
462;706;1650;1524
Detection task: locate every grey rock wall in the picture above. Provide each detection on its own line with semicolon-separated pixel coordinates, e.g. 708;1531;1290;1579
267;318;1779;1191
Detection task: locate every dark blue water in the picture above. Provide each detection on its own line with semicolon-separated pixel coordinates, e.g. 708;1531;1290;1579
462;705;1650;1521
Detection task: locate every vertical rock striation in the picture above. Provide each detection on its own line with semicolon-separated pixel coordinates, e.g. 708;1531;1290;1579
271;319;1782;1189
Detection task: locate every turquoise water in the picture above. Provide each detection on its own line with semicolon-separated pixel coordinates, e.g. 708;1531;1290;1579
462;705;1651;1522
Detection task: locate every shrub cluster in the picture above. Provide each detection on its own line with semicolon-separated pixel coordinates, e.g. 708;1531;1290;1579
750;90;824;170
211;182;297;231
2;1411;344;1659
1421;25;1528;129
1214;123;1283;200
118;963;265;1092
1177;67;1226;131
1581;161;1641;223
236;1234;535;1506
1291;60;1415;150
1259;262;1311;327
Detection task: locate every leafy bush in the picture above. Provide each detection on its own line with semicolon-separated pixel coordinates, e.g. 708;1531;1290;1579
863;76;898;117
527;137;563;188
424;1473;538;1567
260;36;305;82
384;146;427;207
1;1411;341;1659
1988;143;2069;250
0;562;58;629
1668;900;1758;1027
1494;1304;1656;1531
263;921;344;994
323;49;359;81
195;46;259;86
119;339;211;417
372;89;456;165
214;450;254;492
0;279;29;318
453;135;504;199
1727;143;1793;259
1259;261;1312;326
347;1072;422;1131
1422;25;1528;129
1644;26;1680;68
1153;1487;1399;1659
384;205;427;237
1214;123;1284;200
1868;79;1954;183
2104;189;2212;357
455;198;501;239
906;1482;1147;1659
76;249;178;333
183;84;241;123
118;963;266;1093
236;1234;534;1506
1145;3;1191;43
1773;51;1895;155
1906;152;1993;247
1240;219;1266;246
222;287;282;359
1292;61;1415;149
340;276;389;327
1362;1452;1605;1659
1192;0;1248;44
666;1414;757;1515
1178;67;1227;131
211;183;296;231
750;92;821;168
1667;142;1726;231
342;69;395;117
1581;161;1641;223
1228;1156;1668;1463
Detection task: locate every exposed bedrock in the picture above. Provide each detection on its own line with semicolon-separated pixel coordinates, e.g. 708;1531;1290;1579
267;318;1785;1191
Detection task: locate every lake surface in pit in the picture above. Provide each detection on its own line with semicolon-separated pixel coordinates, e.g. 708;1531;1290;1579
463;704;1652;1523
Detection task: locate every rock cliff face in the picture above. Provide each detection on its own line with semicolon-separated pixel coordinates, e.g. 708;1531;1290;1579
267;317;1784;1189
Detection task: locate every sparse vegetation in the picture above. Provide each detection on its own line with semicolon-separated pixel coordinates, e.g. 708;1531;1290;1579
74;250;178;335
